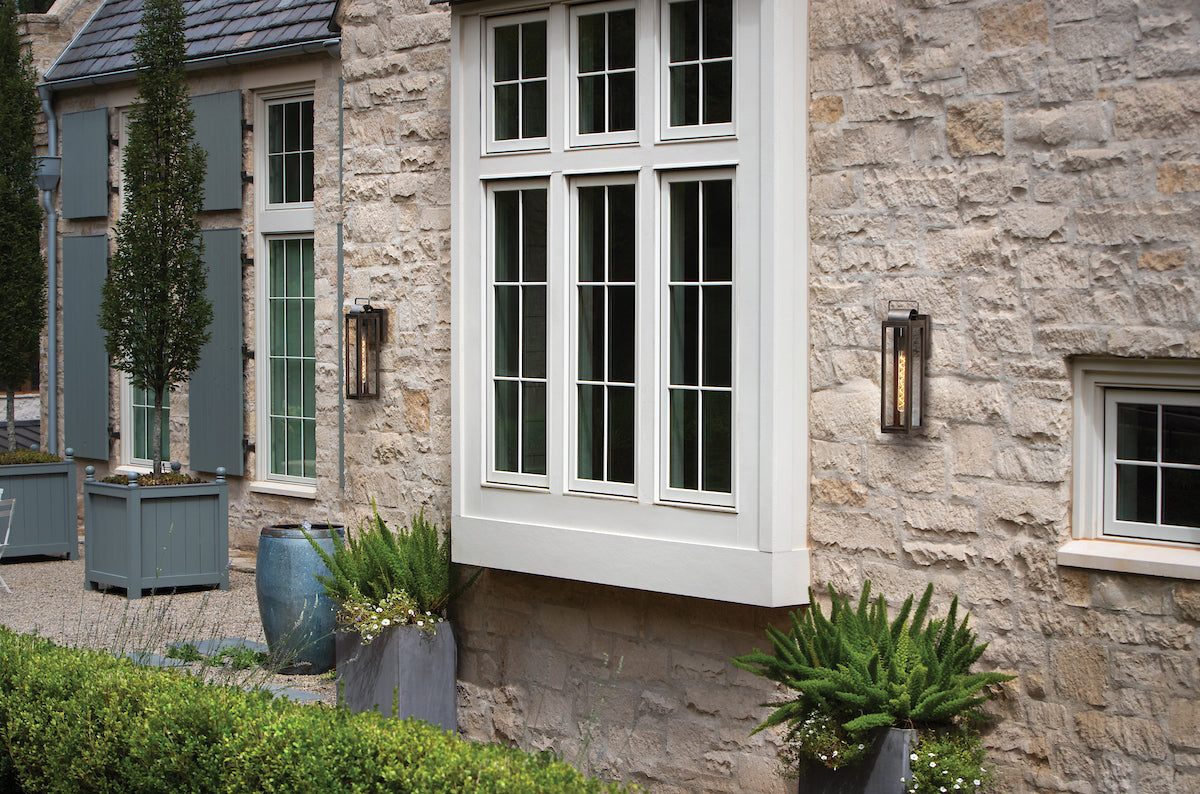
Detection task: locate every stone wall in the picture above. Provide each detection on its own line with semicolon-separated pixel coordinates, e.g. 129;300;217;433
809;0;1200;791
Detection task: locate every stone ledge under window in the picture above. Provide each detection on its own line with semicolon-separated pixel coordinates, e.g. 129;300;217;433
1058;539;1200;581
249;480;317;499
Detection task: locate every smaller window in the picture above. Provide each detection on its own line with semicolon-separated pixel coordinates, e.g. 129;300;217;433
572;2;637;145
266;98;314;205
1104;389;1200;544
123;379;169;466
266;237;316;481
488;14;548;151
665;0;734;137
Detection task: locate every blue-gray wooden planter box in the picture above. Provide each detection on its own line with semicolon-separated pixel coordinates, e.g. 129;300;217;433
83;468;229;599
0;450;79;559
336;623;457;731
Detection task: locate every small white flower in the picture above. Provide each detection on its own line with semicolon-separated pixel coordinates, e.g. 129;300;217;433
382;619;391;626
417;620;424;627
930;762;937;768
911;754;918;761
974;781;981;787
376;607;384;613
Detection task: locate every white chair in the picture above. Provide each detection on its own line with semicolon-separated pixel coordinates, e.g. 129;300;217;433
0;498;14;594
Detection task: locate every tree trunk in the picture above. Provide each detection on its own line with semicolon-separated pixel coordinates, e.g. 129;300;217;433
6;388;14;452
152;387;165;476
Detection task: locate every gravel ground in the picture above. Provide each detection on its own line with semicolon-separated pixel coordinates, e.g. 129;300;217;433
0;544;337;706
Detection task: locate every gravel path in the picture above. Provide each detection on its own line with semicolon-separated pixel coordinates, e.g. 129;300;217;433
0;545;337;706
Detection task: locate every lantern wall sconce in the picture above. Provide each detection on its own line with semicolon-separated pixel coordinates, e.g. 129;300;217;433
345;300;386;399
881;300;929;433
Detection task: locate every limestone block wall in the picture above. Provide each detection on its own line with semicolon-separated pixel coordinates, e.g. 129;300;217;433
809;0;1200;791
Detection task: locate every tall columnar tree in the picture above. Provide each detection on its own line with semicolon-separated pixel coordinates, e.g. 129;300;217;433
99;0;210;476
0;0;47;453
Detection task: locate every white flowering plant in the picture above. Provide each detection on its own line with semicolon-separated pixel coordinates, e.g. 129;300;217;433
335;588;446;644
904;724;994;794
775;709;872;775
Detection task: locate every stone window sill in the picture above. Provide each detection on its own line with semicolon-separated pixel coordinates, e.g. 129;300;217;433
249;480;317;500
1058;539;1200;581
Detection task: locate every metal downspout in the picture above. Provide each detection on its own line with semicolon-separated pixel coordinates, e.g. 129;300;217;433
38;84;58;456
337;75;345;491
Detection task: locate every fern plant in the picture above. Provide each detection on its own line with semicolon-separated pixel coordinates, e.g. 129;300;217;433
733;581;1013;773
305;501;478;625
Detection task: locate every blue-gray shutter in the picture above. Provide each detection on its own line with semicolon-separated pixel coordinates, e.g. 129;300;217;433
62;235;110;459
192;91;243;212
61;108;109;219
189;228;244;475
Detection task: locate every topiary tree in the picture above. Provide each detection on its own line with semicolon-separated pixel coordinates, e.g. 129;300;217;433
99;0;210;476
0;0;46;453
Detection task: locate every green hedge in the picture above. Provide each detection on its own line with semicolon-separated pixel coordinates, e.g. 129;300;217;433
0;629;631;793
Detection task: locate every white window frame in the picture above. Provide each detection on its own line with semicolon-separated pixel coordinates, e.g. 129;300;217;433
569;0;639;148
1061;358;1200;580
118;376;169;471
253;87;317;490
484;10;552;154
659;0;737;141
451;0;809;607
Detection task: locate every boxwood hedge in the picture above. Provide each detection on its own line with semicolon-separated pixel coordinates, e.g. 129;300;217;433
0;628;632;793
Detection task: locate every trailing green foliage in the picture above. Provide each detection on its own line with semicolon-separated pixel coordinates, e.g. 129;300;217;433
905;722;995;793
0;627;634;793
0;450;61;465
0;0;46;454
307;502;479;622
733;581;1013;752
98;0;212;476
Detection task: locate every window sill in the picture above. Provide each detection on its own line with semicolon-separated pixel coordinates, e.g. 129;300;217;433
1057;538;1200;581
114;464;153;476
249;480;317;500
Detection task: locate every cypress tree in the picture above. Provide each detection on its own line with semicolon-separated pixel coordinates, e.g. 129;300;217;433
99;0;210;476
0;0;46;453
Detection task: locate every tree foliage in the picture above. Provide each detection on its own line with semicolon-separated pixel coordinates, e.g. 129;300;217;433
734;581;1015;744
0;0;46;452
99;0;210;474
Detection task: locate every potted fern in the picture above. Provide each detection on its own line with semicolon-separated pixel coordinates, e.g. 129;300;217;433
306;503;477;731
733;581;1014;793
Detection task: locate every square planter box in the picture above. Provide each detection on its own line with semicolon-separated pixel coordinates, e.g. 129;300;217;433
0;450;78;559
83;467;229;599
337;623;457;732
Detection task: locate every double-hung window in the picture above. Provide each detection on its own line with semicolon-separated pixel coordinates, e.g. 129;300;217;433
256;92;316;487
453;0;808;606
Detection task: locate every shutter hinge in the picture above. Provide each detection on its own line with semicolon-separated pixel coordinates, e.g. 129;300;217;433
242;437;255;453
107;424;120;440
241;171;253;184
108;134;119;148
241;253;253;267
241;120;253;133
242;343;254;360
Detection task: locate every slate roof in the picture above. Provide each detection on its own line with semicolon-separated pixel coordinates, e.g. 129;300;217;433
44;0;339;84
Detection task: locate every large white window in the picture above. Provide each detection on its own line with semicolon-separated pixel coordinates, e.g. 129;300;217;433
255;91;316;489
1062;359;1200;580
452;0;808;606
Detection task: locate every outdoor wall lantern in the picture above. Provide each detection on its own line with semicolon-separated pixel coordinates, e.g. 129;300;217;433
345;300;386;399
881;300;929;433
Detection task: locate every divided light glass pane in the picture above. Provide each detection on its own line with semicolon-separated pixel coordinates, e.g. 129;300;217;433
608;385;635;483
670;65;700;127
609;72;636;131
703;61;733;124
301;153;314;202
579;13;605;73
670;286;699;386
303;358;315;419
301;240;315;297
494;286;520;377
578;186;605;282
133;405;146;460
702;390;732;493
522;80;547;138
609;10;635;69
703;179;733;281
269;300;284;357
1115;463;1157;524
271;417;286;475
284;101;300;151
268;104;284;153
495;380;519;471
579;76;605;134
303;419;316;479
1116;403;1158;461
286;240;301;295
270;358;286;416
522;190;547;281
523;21;547;78
494;25;519;82
1162;405;1200;465
303;299;315;359
287;418;303;477
702;0;733;58
495;85;520;140
286;358;302;416
269;240;285;294
670;182;700;281
609;184;635;281
578;383;603;480
609;285;635;384
285;300;301;358
1162;468;1200;527
670;0;699;62
579;286;604;381
301;100;314;150
285;153;300;203
670;389;699;490
494;191;520;281
702;285;732;387
269;156;283;204
522;382;547;475
522;285;547;379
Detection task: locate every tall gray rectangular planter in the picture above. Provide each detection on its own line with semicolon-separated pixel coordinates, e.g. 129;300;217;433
801;727;917;794
83;469;229;599
337;623;457;732
0;452;78;559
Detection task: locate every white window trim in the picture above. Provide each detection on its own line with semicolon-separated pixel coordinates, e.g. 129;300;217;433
118;375;168;469
484;10;552;155
568;0;639;149
659;0;737;141
451;0;810;607
1061;357;1200;580
254;87;316;486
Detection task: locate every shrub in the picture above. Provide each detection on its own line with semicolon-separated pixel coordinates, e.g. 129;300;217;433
0;450;61;465
0;627;633;793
